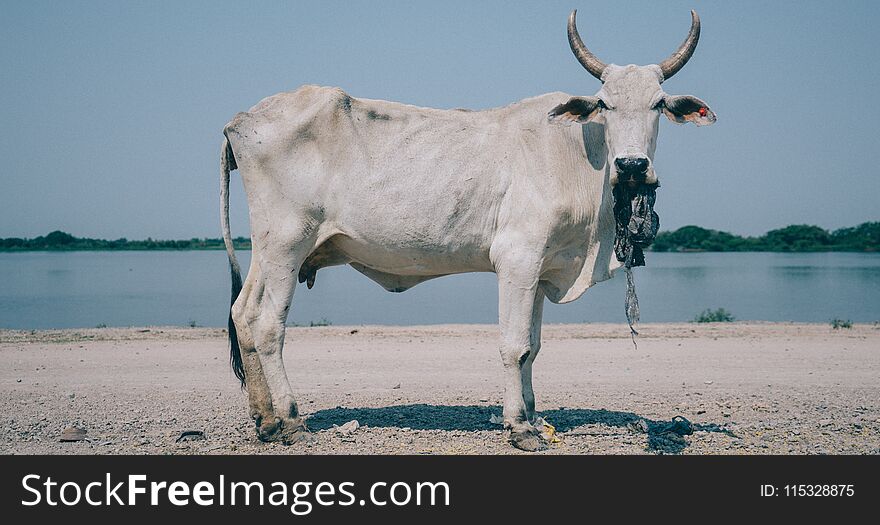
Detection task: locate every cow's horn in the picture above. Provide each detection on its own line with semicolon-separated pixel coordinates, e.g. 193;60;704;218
658;10;701;81
567;10;607;80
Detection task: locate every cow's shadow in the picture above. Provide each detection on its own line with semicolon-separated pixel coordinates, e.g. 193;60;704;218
305;404;733;454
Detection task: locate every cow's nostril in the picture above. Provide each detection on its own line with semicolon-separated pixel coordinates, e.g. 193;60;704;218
615;156;649;174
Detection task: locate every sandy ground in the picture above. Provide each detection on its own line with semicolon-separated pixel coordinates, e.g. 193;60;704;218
0;323;878;455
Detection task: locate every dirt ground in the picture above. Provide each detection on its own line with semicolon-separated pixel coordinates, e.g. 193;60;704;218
1;323;878;455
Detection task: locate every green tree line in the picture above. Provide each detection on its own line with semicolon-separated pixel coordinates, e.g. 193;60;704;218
0;230;251;251
651;222;879;252
1;223;878;252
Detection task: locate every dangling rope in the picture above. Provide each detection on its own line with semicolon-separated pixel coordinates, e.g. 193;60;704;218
612;182;660;348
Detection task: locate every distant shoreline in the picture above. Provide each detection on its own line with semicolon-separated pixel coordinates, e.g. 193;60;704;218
0;244;252;253
1;223;878;253
0;230;251;252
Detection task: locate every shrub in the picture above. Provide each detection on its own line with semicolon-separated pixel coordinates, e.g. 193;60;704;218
830;318;853;329
694;308;736;323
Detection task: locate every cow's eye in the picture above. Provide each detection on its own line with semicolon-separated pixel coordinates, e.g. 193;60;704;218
597;99;609;110
652;99;665;110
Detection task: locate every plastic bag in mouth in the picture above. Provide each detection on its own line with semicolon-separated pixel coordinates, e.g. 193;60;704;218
612;182;660;340
613;182;659;268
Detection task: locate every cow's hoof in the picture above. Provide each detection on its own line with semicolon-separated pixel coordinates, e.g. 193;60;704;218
256;416;313;445
508;428;548;452
279;426;315;445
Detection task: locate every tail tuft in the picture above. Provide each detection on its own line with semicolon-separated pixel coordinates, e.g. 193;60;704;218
228;265;245;386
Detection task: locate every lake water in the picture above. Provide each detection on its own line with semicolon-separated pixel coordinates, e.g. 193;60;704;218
0;251;878;329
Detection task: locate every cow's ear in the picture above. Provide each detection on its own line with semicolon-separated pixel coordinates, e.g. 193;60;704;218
661;95;716;126
548;96;604;124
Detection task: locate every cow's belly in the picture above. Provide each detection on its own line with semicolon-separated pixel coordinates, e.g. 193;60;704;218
330;231;494;276
321;160;503;276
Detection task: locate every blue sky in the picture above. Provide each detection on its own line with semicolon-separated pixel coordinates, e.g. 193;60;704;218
2;0;878;239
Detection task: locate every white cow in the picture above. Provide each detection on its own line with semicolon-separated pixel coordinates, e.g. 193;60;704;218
220;10;715;450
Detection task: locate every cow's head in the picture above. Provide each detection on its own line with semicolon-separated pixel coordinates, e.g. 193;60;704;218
549;10;716;187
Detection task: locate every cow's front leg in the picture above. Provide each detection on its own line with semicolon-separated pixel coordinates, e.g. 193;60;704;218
521;288;545;424
497;266;547;451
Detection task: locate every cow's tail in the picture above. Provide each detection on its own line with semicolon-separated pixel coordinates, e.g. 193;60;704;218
220;135;246;387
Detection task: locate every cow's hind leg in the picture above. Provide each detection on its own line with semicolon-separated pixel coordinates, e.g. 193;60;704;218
236;241;315;445
496;264;547;451
231;260;277;436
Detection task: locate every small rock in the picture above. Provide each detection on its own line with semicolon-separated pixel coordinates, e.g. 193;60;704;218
337;420;359;435
350;329;359;334
626;419;649;434
391;383;401;389
704;380;713;385
59;427;87;442
67;393;76;400
175;430;205;442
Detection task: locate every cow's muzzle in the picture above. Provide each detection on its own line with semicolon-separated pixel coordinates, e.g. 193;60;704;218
613;156;657;186
615;156;649;177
